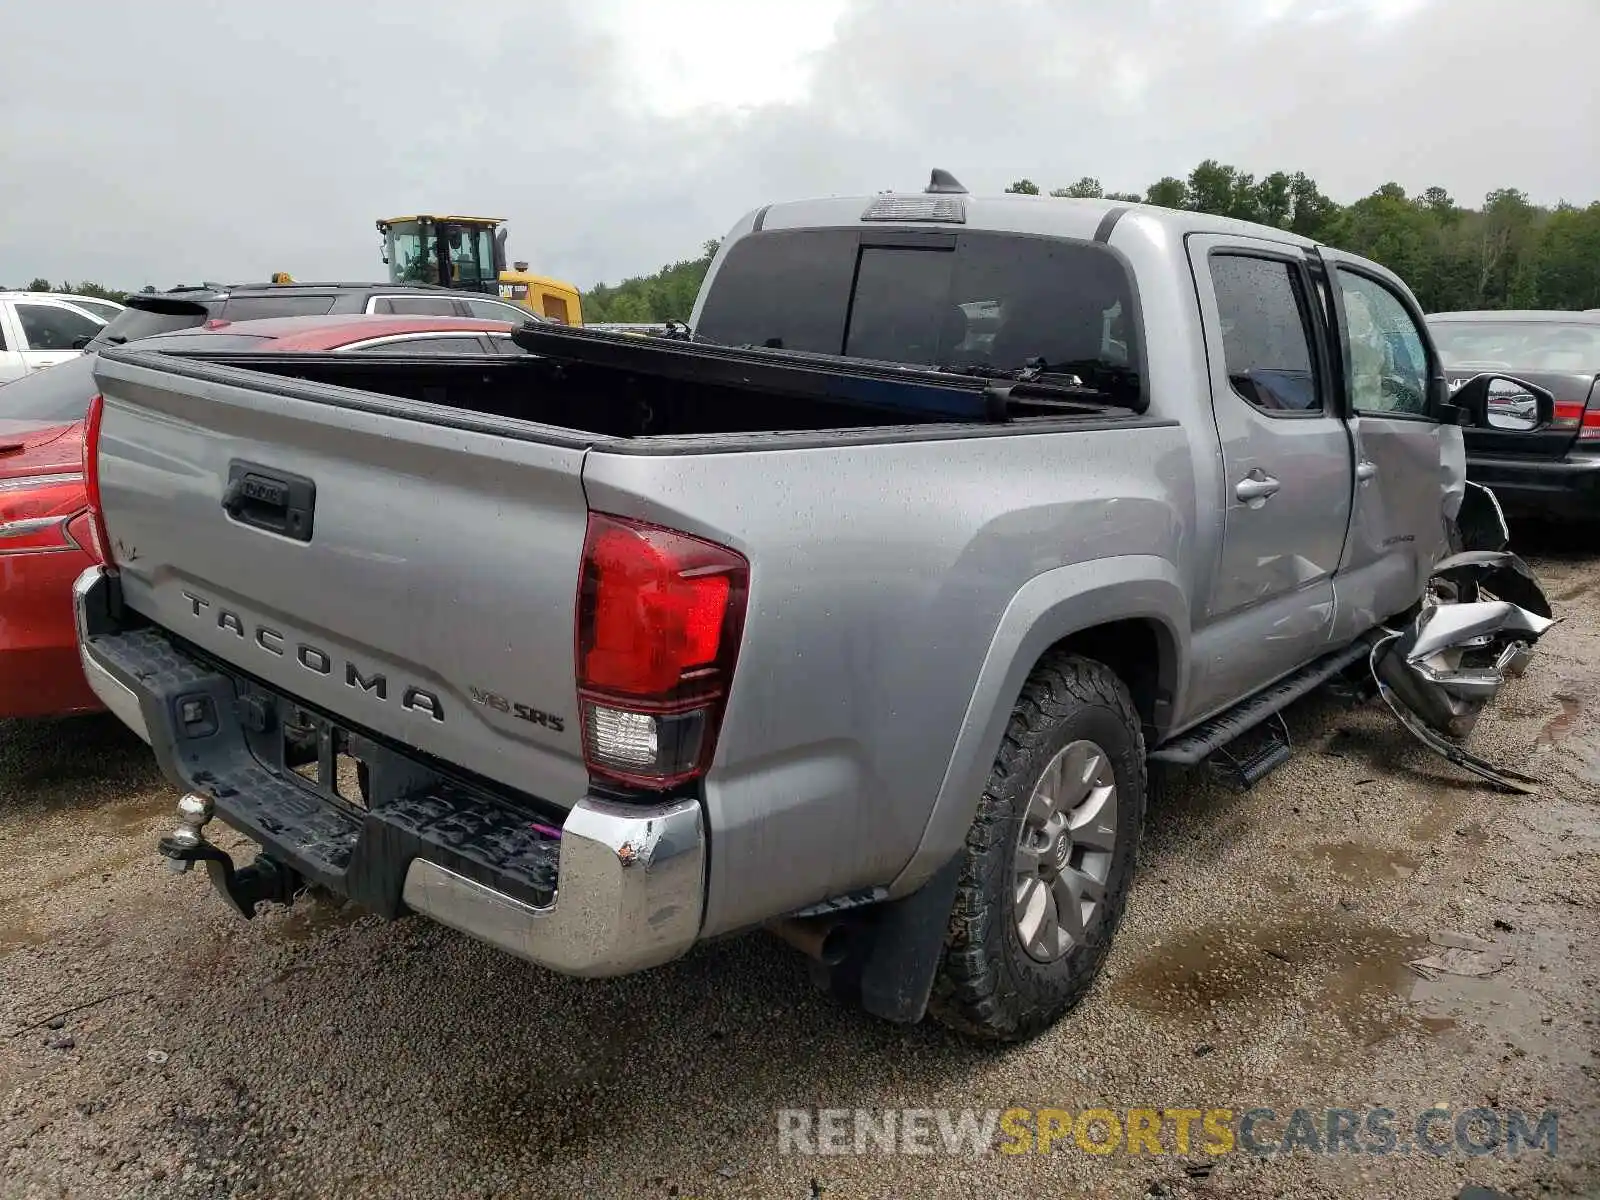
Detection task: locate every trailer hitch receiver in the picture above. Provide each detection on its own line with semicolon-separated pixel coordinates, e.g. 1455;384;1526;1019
156;792;302;919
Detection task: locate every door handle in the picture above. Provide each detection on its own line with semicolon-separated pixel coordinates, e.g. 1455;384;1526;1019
1356;460;1378;481
1235;472;1281;504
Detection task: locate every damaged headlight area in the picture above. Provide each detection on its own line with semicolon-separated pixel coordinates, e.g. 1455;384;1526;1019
1370;548;1557;795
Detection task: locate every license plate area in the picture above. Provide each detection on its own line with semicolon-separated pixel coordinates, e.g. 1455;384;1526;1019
235;686;373;816
281;708;369;813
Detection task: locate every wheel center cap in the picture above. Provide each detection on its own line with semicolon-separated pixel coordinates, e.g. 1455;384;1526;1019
1052;832;1071;869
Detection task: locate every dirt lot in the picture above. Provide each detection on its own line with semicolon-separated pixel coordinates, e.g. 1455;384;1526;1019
2;536;1598;1200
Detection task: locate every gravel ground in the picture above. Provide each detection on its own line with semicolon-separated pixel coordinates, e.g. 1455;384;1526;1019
2;534;1598;1200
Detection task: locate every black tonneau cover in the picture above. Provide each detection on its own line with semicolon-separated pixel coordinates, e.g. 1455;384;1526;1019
509;324;1137;422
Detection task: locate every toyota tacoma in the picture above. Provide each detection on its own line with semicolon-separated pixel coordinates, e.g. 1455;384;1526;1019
72;173;1539;1042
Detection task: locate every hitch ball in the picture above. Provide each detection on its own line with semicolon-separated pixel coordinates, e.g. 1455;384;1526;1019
165;792;217;874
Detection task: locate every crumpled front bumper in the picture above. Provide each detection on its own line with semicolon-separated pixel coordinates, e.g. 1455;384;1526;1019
73;565;706;978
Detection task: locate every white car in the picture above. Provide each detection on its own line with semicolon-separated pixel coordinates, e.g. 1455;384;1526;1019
0;292;111;385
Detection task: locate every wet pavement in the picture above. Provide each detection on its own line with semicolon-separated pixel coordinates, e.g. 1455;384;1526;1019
1;533;1597;1198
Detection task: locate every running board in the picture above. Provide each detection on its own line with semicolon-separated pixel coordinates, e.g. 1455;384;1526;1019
1150;637;1377;768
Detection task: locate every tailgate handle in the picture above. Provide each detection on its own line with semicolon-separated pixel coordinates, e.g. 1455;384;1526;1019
222;461;316;542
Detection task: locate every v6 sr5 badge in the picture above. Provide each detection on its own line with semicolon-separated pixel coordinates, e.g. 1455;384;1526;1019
468;686;566;733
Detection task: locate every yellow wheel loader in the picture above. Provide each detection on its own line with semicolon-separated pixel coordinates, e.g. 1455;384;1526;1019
375;214;584;324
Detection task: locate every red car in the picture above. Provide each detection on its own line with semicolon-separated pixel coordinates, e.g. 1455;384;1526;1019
0;314;523;718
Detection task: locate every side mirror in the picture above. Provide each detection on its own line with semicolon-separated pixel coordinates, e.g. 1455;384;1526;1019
71;334;93;350
1447;373;1555;432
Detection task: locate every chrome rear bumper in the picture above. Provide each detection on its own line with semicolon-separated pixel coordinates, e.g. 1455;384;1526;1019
73;567;150;744
401;796;705;977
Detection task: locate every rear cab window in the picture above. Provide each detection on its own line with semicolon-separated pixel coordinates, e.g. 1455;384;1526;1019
694;228;1142;405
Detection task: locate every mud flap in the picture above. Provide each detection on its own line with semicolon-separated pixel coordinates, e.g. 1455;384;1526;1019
816;854;964;1025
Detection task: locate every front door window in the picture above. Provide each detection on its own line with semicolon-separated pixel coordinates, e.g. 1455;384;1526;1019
1336;271;1431;418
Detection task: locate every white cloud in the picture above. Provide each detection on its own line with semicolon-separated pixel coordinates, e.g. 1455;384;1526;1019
0;0;1594;293
591;0;849;116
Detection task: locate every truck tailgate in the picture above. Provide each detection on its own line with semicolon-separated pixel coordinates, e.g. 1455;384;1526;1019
90;350;592;808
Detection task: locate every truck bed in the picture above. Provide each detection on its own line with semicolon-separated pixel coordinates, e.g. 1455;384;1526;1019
121;324;1141;449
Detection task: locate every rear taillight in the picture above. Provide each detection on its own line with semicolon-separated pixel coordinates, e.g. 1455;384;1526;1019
1553;400;1600;442
576;512;749;789
81;393;113;561
0;473;87;555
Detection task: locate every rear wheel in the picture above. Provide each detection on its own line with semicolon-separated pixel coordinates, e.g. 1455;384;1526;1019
929;654;1146;1042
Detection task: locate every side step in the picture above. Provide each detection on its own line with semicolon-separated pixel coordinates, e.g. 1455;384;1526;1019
1150;637;1376;769
1206;713;1294;791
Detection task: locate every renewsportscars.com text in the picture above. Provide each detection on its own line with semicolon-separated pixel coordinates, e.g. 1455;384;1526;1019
776;1106;1561;1159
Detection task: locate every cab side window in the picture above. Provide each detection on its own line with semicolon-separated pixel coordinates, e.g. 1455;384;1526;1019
1209;254;1322;414
1336;270;1431;417
220;295;336;320
371;296;459;316
464;298;531;323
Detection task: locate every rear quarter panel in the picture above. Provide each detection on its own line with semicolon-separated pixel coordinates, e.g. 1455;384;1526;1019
582;421;1196;936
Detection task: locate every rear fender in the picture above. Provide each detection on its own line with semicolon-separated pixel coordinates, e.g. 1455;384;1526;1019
886;555;1188;896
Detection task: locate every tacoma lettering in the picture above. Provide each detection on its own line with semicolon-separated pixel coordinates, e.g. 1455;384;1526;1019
180;590;443;722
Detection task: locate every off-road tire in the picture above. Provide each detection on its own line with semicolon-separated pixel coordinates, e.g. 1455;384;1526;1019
928;653;1146;1042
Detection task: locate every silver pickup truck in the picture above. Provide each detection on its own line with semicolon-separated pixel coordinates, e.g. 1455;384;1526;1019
73;176;1544;1043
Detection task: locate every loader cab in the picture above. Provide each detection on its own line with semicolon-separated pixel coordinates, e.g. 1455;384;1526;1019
376;214;583;324
378;215;504;294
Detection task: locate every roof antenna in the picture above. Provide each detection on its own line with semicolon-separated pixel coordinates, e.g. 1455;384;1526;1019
925;168;968;195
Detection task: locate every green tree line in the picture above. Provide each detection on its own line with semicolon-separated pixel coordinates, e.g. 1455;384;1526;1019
6;279;136;302
13;163;1600;318
580;240;722;323
589;162;1600;320
1005;162;1600;312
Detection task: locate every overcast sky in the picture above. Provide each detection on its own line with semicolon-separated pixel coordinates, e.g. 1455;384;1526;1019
3;0;1595;293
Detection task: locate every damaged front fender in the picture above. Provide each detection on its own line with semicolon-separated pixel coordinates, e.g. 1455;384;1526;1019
1371;633;1543;795
1430;549;1553;619
1370;547;1557;793
1407;598;1554;662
